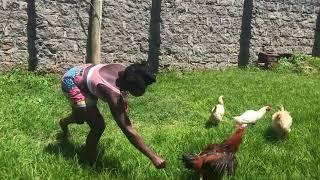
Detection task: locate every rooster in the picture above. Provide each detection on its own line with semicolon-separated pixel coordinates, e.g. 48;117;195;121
182;124;247;180
271;105;292;135
233;105;272;125
209;95;225;125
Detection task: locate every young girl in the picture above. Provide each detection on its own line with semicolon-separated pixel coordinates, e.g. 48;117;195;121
59;62;165;169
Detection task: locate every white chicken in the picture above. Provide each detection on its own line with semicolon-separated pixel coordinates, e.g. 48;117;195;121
209;95;225;125
233;105;272;125
271;106;292;135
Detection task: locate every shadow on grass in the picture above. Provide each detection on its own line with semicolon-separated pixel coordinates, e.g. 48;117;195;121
204;113;221;128
44;132;130;176
264;126;288;143
44;132;78;160
205;120;219;129
205;116;235;129
184;173;201;180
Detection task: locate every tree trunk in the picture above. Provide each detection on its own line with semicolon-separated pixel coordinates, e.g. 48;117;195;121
87;0;102;64
147;0;162;74
312;12;320;57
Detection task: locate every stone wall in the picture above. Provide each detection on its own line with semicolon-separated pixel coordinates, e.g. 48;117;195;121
0;0;29;70
251;0;319;61
0;0;319;72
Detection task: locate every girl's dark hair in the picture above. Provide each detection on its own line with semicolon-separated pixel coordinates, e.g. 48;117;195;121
124;62;156;86
120;62;156;95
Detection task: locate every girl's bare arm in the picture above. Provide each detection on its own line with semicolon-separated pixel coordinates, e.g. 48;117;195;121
97;84;165;168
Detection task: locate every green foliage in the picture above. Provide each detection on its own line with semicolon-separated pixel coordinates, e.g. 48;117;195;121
0;69;320;179
274;54;320;74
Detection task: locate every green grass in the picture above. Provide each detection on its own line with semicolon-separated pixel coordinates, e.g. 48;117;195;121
0;68;320;179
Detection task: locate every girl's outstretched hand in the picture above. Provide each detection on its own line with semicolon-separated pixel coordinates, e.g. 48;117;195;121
152;156;166;169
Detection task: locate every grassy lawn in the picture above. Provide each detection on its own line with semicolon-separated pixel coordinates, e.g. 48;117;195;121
0;68;319;179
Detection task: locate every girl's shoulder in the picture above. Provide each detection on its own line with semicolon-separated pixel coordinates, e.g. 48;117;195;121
99;63;126;72
98;63;126;79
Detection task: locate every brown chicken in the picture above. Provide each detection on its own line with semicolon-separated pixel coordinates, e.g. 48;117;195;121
182;124;247;180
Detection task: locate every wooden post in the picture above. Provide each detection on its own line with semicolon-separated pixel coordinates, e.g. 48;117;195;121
88;0;102;64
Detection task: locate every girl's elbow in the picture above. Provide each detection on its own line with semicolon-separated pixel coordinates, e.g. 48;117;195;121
124;127;136;136
123;126;139;139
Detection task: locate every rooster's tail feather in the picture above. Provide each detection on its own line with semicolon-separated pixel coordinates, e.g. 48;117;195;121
182;154;195;169
182;154;203;171
209;153;237;176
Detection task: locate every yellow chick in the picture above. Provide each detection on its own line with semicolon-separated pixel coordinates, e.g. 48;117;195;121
271;106;292;135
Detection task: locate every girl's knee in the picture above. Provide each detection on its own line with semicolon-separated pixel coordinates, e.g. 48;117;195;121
88;113;105;134
91;125;105;138
94;121;106;134
72;109;87;124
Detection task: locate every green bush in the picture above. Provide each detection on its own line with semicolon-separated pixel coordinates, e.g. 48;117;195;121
274;54;320;74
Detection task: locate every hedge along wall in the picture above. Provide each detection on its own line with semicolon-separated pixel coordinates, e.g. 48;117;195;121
0;0;319;72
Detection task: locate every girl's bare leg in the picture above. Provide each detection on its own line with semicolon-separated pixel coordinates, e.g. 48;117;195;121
59;107;86;138
59;114;74;138
83;106;106;164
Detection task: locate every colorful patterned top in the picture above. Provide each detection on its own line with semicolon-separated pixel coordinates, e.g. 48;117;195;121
61;63;126;108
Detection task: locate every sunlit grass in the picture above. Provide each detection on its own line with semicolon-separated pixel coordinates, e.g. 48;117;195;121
0;68;319;179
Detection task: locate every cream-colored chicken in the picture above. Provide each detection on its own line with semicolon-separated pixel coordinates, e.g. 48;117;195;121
233;105;272;125
271;106;292;135
209;95;225;125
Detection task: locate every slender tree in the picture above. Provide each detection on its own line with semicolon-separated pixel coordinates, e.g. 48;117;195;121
87;0;102;64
